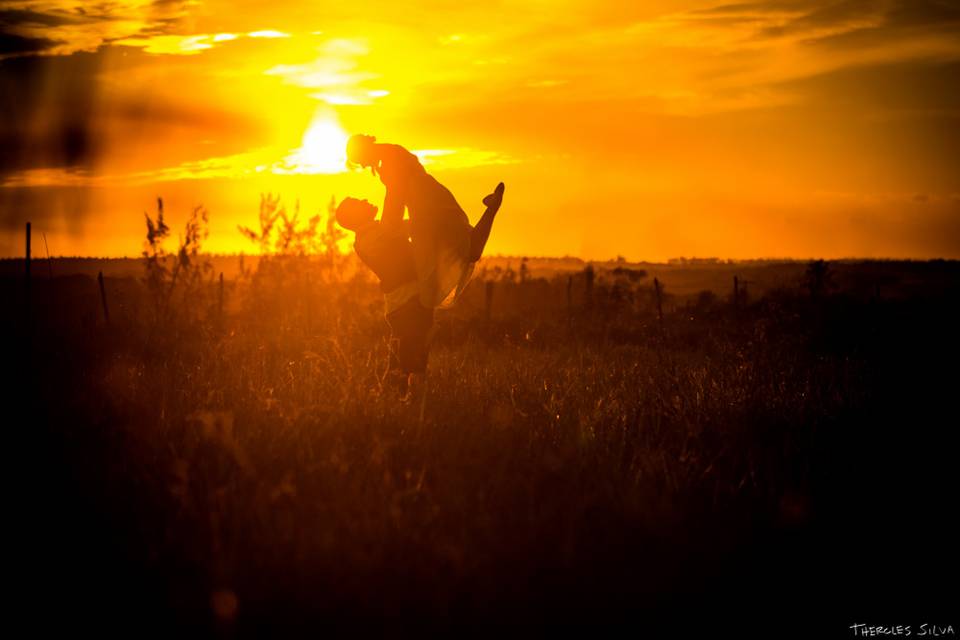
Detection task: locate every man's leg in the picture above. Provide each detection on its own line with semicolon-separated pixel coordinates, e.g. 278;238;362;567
390;300;433;402
403;304;433;405
386;335;408;396
469;182;505;262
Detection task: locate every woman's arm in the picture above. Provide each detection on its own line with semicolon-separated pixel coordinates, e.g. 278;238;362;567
377;144;413;228
381;187;406;228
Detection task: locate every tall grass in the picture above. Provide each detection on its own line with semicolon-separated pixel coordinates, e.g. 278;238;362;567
11;200;959;634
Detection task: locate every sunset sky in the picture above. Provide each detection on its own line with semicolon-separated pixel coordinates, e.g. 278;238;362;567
2;0;959;260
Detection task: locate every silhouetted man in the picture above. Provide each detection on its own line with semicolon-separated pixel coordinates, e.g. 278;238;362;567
346;134;504;308
336;184;504;400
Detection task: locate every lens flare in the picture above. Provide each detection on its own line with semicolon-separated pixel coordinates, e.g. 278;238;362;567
287;115;350;174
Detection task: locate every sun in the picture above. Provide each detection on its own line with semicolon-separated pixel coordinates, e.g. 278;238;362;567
288;115;350;174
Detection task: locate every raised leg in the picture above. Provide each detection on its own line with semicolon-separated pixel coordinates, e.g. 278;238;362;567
469;182;505;262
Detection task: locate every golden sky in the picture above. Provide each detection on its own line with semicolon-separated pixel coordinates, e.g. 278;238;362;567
2;0;959;259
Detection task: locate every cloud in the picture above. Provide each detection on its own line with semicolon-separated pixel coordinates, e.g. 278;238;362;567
0;147;273;187
411;148;519;171
0;50;100;176
113;33;214;54
803;0;960;51
779;58;960;112
3;0;960;260
247;29;290;39
0;0;197;58
264;38;379;99
0;6;85;28
310;89;389;105
685;0;960;48
0;30;60;55
0;142;518;187
757;0;885;39
0;42;268;184
111;28;293;54
616;0;960;114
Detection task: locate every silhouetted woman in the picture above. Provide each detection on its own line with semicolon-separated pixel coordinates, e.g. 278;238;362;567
334;190;504;402
346;134;504;308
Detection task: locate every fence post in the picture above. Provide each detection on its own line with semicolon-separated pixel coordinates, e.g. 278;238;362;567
566;275;573;321
24;222;31;321
97;270;110;325
654;277;664;329
485;280;494;323
219;272;224;319
584;264;594;310
733;275;739;316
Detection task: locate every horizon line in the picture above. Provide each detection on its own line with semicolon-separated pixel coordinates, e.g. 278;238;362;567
1;253;957;264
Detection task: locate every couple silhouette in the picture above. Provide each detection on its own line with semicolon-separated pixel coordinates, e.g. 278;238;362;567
336;134;505;400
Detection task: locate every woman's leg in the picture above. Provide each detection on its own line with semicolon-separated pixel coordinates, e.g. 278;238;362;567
469;182;505;262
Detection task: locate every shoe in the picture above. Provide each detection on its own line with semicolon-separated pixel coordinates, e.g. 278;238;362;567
483;182;505;210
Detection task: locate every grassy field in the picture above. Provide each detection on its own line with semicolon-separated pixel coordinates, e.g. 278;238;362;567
8;220;959;634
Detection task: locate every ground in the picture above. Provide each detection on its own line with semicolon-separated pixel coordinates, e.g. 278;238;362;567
7;256;959;636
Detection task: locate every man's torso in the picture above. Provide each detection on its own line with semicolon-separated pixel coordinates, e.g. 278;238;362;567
354;222;418;294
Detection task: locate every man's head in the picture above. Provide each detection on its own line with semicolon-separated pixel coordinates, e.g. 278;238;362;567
346;134;377;169
335;197;378;231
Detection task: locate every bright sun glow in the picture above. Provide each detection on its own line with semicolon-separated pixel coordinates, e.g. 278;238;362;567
285;115;350;174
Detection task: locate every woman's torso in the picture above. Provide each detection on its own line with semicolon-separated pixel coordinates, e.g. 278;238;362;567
377;143;474;307
377;144;468;227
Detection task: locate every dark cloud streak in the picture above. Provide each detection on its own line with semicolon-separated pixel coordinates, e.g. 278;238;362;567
0;51;100;177
0;8;88;28
758;0;881;38
0;0;195;58
689;0;960;44
0;31;60;55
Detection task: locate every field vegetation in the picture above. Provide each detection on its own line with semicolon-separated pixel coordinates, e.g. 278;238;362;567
8;199;958;635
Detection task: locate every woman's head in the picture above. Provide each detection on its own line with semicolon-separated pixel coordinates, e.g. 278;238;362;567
346;134;378;169
335;197;378;231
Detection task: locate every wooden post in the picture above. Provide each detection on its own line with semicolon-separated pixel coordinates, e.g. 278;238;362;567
25;222;30;277
654;277;664;328
733;276;740;315
24;222;31;322
485;280;494;323
218;272;224;319
740;279;752;307
584;264;594;310
566;275;573;320
97;270;110;325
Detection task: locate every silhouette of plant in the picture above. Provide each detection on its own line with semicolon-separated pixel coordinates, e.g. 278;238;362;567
237;193;283;255
142;197;212;326
238;193;345;258
235;194;352;332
